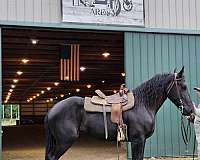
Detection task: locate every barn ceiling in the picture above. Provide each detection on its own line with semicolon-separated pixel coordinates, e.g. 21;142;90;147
2;28;124;104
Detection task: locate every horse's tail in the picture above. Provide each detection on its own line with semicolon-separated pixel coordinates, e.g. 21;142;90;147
44;114;55;160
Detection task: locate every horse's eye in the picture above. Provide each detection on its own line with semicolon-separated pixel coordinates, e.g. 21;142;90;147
181;85;187;90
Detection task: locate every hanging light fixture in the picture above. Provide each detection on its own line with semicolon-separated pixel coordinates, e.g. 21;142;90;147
11;85;16;88
13;79;19;83
80;67;86;71
16;71;23;75
54;82;59;86
102;52;110;58
121;73;126;77
21;59;29;64
86;84;92;88
31;39;39;45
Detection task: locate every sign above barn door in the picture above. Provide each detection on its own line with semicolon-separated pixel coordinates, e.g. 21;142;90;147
62;0;144;26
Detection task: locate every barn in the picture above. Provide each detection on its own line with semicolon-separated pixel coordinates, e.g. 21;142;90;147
1;0;200;159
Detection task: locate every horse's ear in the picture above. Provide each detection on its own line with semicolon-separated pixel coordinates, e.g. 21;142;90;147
177;66;184;78
173;68;177;73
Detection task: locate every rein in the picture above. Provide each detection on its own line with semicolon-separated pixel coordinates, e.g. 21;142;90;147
167;73;192;150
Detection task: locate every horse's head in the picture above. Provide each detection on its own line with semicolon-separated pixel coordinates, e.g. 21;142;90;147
166;67;193;116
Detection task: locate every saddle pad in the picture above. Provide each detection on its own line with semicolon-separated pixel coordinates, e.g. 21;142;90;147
84;92;135;112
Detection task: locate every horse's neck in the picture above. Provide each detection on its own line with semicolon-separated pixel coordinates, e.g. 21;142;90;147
134;84;167;114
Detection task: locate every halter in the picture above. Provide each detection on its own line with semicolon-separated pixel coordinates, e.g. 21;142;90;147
167;73;192;146
166;73;184;113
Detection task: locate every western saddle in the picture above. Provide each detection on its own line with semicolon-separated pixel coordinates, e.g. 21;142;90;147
85;84;133;141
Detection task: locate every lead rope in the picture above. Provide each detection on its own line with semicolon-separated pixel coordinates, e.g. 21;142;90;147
175;83;192;154
193;133;196;160
181;115;191;146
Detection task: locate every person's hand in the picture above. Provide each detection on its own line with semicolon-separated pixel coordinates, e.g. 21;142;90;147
186;114;195;123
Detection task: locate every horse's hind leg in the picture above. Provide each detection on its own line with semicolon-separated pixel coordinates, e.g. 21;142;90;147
53;140;76;160
52;127;79;160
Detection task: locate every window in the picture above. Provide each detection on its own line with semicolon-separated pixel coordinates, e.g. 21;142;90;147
2;104;20;126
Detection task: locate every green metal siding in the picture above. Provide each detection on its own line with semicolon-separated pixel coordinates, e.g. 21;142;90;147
125;32;199;157
0;28;2;159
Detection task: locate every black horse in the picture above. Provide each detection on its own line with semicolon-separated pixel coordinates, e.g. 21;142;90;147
44;67;193;160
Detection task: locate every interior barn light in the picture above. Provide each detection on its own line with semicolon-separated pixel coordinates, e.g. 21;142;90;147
102;52;110;58
33;96;36;99
8;92;12;96
55;97;58;99
113;90;117;94
17;71;23;75
31;39;39;45
54;82;59;86
47;87;51;91
9;89;13;92
102;80;105;83
60;94;64;98
21;59;29;64
68;93;71;95
37;93;40;97
46;99;50;103
30;98;33;101
80;67;86;71
6;96;10;100
41;90;45;94
50;98;53;102
121;73;125;77
86;84;92;89
11;85;16;88
27;99;30;102
76;89;80;92
4;100;8;103
13;79;19;83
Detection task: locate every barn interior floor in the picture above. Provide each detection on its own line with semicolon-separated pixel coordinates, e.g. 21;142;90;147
2;125;196;160
3;124;126;160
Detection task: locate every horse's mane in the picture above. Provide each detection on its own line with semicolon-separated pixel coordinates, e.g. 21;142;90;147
133;73;173;107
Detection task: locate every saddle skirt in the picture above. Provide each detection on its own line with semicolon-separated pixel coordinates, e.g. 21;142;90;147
84;92;135;113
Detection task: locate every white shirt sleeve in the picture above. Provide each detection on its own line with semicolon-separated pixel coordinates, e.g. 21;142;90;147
194;103;200;118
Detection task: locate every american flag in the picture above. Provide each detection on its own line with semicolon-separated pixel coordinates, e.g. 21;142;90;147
60;44;80;81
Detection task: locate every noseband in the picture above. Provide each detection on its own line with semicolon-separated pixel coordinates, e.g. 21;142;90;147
166;73;184;113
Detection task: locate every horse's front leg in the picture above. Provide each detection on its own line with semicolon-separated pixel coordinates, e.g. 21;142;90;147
130;137;146;160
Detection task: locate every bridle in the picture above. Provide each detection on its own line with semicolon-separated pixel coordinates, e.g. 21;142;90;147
166;73;184;113
166;73;192;148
